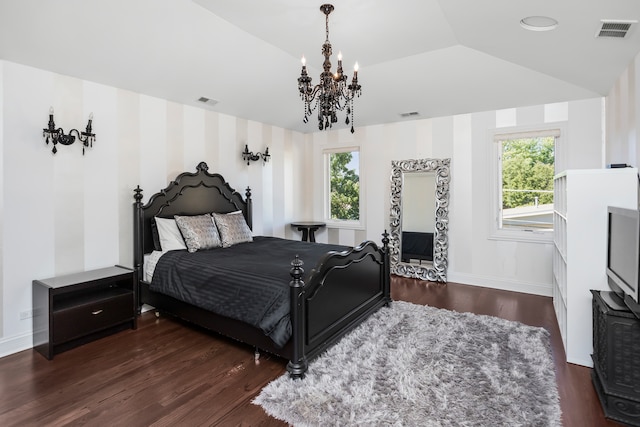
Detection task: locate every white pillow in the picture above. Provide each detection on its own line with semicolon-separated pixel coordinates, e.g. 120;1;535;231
155;217;187;251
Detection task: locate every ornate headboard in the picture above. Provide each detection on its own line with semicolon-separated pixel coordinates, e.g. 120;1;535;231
133;162;252;274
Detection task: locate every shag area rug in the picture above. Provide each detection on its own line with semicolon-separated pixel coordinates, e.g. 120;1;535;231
254;300;561;426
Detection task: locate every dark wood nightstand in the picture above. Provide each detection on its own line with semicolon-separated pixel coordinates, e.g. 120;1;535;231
32;266;137;360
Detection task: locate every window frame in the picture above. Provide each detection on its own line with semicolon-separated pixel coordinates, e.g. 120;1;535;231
323;146;365;230
488;123;566;244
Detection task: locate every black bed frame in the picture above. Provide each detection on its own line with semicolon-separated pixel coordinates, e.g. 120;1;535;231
133;162;391;378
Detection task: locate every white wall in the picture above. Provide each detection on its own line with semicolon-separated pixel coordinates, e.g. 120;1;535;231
0;60;304;356
307;99;605;296
0;59;607;357
606;50;640;168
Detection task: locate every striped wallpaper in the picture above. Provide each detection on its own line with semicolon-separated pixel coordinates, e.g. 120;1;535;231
0;59;606;357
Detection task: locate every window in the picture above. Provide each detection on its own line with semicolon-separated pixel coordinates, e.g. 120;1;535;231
491;127;562;241
324;148;362;226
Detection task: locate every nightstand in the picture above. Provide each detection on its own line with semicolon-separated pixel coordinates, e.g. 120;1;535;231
32;266;137;360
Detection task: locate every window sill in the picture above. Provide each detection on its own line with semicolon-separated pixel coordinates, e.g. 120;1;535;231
324;219;365;231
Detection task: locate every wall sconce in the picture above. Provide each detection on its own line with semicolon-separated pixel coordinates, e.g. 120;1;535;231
43;107;96;155
242;144;270;165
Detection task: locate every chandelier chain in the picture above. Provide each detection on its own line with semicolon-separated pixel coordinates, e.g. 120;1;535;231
325;11;329;42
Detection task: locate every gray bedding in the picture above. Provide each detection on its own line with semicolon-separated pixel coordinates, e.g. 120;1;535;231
150;236;350;347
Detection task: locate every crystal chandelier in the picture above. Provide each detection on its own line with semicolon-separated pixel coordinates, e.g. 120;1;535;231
298;4;362;133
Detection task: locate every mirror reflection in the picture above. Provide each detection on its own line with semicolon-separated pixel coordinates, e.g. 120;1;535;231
401;172;435;266
389;158;450;282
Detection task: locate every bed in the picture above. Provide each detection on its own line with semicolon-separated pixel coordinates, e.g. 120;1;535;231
133;162;391;378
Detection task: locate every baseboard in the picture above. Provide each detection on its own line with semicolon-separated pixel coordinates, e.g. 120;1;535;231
567;355;593;368
447;271;553;297
0;331;33;359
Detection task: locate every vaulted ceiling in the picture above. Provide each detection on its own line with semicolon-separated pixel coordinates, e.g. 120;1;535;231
1;0;639;133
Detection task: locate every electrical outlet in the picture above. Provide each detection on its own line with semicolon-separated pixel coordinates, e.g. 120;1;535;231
20;309;34;320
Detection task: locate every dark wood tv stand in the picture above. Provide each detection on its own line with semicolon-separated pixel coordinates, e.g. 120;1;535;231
32;266;137;359
591;290;640;426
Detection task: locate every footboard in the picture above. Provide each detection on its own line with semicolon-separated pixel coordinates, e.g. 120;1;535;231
287;233;391;378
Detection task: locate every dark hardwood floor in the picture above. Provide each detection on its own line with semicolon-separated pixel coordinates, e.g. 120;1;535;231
0;277;624;426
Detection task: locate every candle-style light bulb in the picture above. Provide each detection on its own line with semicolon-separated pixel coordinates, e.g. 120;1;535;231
301;56;306;66
47;106;55;131
338;51;343;61
85;112;94;136
354;62;359;72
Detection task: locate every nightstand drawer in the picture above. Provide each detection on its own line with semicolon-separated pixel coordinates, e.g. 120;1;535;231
53;292;133;344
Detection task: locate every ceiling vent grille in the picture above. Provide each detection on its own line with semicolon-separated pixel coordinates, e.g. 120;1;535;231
596;20;637;38
400;111;420;118
198;96;219;106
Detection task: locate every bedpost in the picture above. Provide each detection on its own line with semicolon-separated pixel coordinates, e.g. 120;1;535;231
245;187;253;230
287;255;308;379
133;186;144;314
382;230;392;306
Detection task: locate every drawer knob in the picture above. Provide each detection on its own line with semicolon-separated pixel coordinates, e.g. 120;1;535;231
92;309;104;315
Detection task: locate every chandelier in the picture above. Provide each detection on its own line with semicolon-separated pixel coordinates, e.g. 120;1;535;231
298;4;362;133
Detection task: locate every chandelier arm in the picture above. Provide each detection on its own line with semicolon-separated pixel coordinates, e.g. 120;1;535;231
305;85;322;105
51;128;76;146
68;129;90;144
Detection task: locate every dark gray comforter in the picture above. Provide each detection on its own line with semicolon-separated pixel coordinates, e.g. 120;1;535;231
150;236;350;347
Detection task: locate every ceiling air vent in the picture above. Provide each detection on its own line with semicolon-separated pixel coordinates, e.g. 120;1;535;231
400;111;420;118
596;20;637;38
197;96;219;106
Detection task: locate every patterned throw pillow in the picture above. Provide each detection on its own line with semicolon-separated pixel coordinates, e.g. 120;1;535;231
212;211;253;248
174;214;221;253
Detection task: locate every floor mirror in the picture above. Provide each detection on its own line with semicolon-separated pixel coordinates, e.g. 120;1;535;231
389;158;450;282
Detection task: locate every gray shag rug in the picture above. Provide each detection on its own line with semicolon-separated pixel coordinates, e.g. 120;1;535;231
254;300;561;426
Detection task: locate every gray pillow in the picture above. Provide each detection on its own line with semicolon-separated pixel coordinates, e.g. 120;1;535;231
212;211;253;248
174;214;221;253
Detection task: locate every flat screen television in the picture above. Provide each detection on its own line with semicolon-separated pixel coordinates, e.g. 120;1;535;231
606;206;640;318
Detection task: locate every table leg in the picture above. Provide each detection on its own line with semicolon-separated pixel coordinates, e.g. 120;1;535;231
298;227;310;242
308;227;319;242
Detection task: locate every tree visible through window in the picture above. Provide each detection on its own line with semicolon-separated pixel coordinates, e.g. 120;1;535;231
328;151;360;221
499;135;555;231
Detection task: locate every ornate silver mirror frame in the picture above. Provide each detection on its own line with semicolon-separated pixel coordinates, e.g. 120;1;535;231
390;158;451;282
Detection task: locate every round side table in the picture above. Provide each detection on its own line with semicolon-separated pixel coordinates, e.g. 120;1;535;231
290;221;326;242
